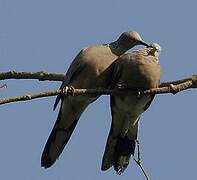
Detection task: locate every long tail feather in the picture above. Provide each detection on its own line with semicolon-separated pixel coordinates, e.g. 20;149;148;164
41;108;79;168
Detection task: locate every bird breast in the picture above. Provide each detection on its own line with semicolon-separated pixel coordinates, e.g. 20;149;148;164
120;56;160;89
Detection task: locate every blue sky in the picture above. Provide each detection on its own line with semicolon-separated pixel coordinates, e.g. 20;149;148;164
0;0;196;179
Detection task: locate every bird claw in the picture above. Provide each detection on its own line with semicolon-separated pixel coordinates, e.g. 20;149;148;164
169;84;178;94
192;75;197;87
137;90;141;97
116;83;127;90
62;86;75;96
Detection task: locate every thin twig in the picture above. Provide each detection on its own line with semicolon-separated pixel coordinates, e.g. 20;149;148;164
0;71;65;81
0;89;61;105
160;75;197;86
133;140;150;180
0;84;7;89
143;75;197;95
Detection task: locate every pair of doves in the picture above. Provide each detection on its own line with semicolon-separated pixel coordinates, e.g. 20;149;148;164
41;31;161;174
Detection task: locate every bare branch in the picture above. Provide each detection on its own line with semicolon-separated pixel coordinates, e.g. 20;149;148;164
0;89;61;105
0;71;196;88
0;74;196;105
160;75;197;87
0;71;64;81
143;74;197;94
0;71;196;105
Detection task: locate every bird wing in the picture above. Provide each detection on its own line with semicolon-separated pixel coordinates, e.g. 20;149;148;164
109;59;123;89
53;51;86;110
101;59;127;171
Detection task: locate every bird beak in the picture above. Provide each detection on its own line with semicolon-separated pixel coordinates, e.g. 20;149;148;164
138;40;150;47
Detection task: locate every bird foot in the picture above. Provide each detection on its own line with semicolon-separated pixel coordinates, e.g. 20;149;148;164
62;86;75;96
137;90;141;97
116;83;127;90
169;84;178;94
192;75;197;87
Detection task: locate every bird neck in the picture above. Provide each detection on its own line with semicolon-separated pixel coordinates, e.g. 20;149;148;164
109;41;131;56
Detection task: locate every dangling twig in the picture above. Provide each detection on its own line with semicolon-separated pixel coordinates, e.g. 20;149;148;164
0;84;7;89
133;140;150;180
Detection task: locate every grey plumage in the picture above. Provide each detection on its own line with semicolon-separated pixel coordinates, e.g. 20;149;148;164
101;43;161;174
41;31;149;168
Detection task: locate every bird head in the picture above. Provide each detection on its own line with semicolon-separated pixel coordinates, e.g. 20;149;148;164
149;43;161;52
148;42;161;61
117;31;150;49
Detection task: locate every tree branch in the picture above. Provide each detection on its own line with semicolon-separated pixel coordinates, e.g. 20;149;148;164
0;71;64;81
0;71;196;105
0;89;61;105
0;74;196;105
0;71;196;88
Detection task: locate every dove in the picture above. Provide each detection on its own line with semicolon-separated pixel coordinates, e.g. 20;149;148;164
101;43;161;174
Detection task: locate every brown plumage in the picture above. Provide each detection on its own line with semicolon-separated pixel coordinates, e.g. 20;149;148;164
101;43;161;174
41;31;149;168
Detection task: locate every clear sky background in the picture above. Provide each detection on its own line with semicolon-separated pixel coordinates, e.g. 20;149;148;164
0;0;196;180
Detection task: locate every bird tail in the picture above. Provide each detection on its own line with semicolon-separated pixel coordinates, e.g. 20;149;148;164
41;98;87;168
113;136;136;174
101;134;136;175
